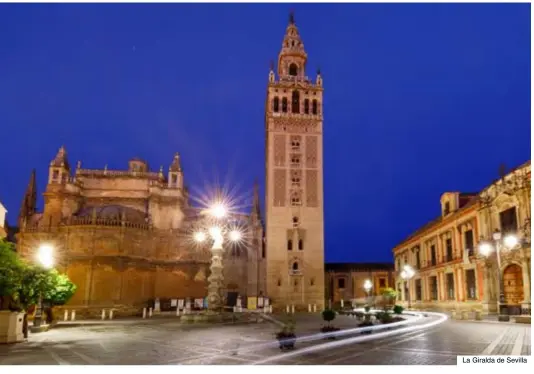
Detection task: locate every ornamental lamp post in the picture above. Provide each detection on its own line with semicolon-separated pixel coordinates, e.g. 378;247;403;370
363;279;372;306
193;201;243;313
33;243;54;328
400;264;415;310
477;229;519;321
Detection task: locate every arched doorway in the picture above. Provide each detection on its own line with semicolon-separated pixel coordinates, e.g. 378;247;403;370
226;283;239;308
503;264;523;315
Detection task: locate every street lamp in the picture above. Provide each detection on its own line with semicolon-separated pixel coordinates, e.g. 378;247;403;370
363;279;372;307
400;264;415;309
477;229;519;320
194;202;243;312
33;244;54;328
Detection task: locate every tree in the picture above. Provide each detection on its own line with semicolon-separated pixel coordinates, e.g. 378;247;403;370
0;240;24;310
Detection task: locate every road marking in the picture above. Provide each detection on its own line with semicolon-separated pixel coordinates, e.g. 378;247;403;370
481;327;510;355
511;328;525;356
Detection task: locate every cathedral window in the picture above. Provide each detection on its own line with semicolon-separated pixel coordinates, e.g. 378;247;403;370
292;262;299;271
290;137;300;150
52;170;59;182
298;239;303;250
304;99;310;114
292;216;299;227
312;99;318;115
291;175;301;187
282;97;288;113
171;174;178;187
289;63;298;76
273;97;279;112
291;90;300;113
290;193;302;206
287;239;293;251
290;155;301;167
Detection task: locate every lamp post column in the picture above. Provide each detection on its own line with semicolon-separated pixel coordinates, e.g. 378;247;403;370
495;241;507;316
207;237;225;312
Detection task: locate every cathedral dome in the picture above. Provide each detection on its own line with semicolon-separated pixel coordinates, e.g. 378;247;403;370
75;205;147;224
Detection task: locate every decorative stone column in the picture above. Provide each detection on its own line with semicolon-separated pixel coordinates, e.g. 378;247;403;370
521;260;531;315
207;236;224;312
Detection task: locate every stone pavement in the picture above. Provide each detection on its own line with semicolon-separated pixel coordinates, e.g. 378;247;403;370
0;313;530;365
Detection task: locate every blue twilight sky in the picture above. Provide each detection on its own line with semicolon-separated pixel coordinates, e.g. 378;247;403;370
0;3;530;263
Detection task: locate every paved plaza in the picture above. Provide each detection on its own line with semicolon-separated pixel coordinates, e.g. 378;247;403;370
0;313;530;365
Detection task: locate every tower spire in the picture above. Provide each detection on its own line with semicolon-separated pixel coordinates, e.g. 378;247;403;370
277;11;307;77
18;169;37;228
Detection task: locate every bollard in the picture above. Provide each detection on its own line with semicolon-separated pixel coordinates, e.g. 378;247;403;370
291;305;295;314
233;306;237;313
64;310;68;321
269;305;273;313
313;304;317;313
286;305;290;314
142;308;146;319
101;310;106;320
176;308;180;316
71;310;76;321
461;311;468;320
149;307;153;318
341;299;344;309
451;310;457;319
308;304;312;313
109;310;114;320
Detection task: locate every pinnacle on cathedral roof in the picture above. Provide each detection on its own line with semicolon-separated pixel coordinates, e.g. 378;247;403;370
169;153;182;172
50;145;70;169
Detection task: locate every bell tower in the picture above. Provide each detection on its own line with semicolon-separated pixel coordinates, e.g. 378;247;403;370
264;13;325;311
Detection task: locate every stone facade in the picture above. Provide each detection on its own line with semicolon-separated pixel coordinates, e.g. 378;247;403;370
393;161;531;315
264;13;325;311
0;201;6;239
16;147;266;314
325;263;395;307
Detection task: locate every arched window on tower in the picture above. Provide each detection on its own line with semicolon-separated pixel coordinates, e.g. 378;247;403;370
273;97;279;112
287;239;293;251
289;63;298;76
292;262;299;271
312;99;318;115
291;91;300;114
282;97;288;113
304;99;310;114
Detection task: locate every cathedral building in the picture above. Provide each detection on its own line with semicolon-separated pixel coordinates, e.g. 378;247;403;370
16;147;265;317
393;161;531;316
264;14;325;311
0;201;7;239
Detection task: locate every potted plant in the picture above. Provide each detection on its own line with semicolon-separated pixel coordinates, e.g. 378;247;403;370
275;320;296;350
320;309;340;339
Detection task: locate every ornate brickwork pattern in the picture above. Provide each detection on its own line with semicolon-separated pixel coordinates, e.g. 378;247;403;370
290;169;302;188
274;135;286;166
273;117;320;133
274;169;287;207
306;170;318;207
305;136;318;168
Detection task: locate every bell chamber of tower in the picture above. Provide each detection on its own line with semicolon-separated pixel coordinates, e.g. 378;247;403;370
264;13;325;311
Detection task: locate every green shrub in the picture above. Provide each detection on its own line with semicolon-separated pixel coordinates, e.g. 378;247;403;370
393;305;404;315
364;305;371;312
322;309;336;325
379;312;393;324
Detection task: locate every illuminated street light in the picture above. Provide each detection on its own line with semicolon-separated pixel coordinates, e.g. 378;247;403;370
478;229;520;320
194;231;207;243
229;230;242;242
363;279;373;307
400;264;415;309
209;203;227;219
33;243;55;329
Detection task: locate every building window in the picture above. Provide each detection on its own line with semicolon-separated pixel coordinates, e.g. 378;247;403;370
289;63;298;76
430;245;437;266
379;278;386;288
273;97;279;112
292;216;299;227
291;174;301;187
337;278;345;289
292;262;298;271
445;238;453;262
261;242;265;258
282;97;288;113
444;202;450;215
291;138;300;150
446;273;455;300
312;99;318;115
304;99;310;114
290;193;301;206
290;155;301;167
500;207;518;234
415;279;422;301
430;276;438;300
298;239;303;250
465;269;476;300
464;230;474;256
52;169;59;181
291;90;300;113
415;251;421;269
287;240;293;251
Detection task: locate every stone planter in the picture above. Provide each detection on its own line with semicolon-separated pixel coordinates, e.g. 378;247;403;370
0;311;25;344
475;311;483;321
